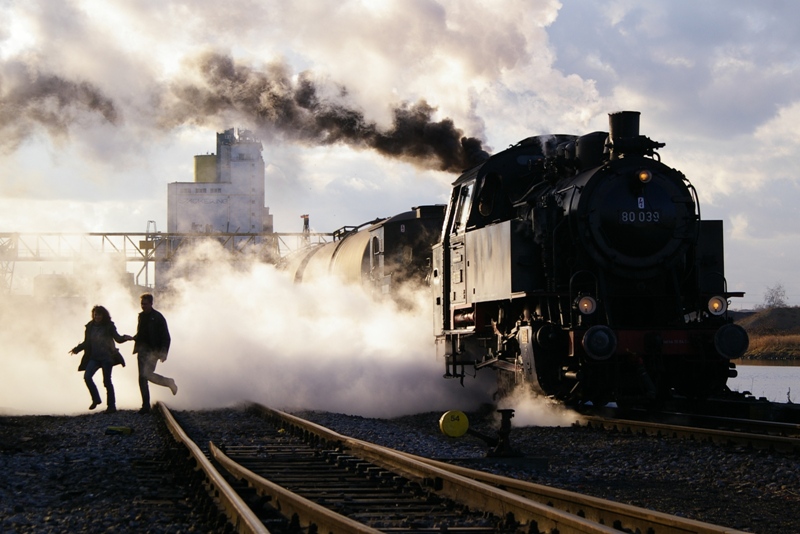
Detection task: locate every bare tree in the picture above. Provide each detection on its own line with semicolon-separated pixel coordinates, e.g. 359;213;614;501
761;282;788;309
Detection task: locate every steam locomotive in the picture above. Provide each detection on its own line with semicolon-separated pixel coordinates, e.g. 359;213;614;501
281;111;748;406
433;111;748;405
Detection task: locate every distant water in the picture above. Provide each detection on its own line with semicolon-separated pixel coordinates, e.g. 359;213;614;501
728;361;800;403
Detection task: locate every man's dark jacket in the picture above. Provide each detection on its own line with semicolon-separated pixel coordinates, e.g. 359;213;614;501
134;309;171;356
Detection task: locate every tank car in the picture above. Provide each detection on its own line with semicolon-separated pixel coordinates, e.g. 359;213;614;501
280;205;445;298
432;111;749;406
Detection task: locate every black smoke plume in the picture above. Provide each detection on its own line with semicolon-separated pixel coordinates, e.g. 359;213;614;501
166;52;486;172
0;61;118;150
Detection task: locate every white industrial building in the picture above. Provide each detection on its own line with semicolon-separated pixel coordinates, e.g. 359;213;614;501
154;128;275;290
167;128;273;234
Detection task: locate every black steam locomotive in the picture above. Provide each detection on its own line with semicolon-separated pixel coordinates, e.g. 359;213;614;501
433;111;749;405
280;111;748;406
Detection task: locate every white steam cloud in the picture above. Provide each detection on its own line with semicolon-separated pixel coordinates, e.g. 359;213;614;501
497;387;581;428
0;241;495;417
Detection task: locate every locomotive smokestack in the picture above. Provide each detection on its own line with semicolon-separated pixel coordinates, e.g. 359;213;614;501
607;111;663;159
608;111;640;141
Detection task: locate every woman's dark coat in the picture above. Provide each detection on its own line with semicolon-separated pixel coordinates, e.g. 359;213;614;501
71;321;128;372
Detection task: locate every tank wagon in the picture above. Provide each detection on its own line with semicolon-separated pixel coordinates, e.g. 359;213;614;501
432;111;749;405
280;205;445;298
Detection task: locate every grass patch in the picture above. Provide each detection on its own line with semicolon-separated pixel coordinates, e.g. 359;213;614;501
742;334;800;360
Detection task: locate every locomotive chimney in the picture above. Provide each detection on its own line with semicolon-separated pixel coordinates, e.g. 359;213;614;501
609;110;641;140
607;111;663;159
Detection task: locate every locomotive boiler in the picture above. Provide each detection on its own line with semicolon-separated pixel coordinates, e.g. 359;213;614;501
432;111;749;405
280;206;445;298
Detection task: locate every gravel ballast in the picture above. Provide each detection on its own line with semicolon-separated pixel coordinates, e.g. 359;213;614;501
1;406;798;533
0;410;223;533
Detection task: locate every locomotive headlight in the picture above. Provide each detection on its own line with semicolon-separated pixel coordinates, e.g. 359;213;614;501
707;296;728;316
637;169;652;183
576;296;597;315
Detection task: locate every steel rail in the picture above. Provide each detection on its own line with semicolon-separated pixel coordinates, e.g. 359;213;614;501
249;403;624;534
250;402;750;534
209;442;383;534
391;450;749;534
598;407;800;437
157;402;270;534
663;413;800;437
580;415;800;453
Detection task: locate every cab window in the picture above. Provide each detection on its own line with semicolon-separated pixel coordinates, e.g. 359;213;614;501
451;182;474;234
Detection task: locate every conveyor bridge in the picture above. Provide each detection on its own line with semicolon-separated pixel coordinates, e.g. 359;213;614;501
0;231;332;294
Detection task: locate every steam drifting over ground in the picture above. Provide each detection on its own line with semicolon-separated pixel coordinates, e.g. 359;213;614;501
3;1;800;420
497;387;580;428
0;242;495;418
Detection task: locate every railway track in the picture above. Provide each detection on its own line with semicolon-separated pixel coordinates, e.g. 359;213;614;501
650;394;800;425
577;406;800;453
156;401;749;533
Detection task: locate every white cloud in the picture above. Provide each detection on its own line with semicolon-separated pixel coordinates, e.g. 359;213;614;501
754;101;800;157
729;213;750;241
1;0;799;320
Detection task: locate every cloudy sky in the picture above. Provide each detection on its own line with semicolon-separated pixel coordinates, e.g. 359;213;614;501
2;0;798;308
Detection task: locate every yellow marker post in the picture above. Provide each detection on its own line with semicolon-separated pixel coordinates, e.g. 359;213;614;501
439;410;469;438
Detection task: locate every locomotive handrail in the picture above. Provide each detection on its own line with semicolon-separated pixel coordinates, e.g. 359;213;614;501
331;217;384;241
687;180;701;224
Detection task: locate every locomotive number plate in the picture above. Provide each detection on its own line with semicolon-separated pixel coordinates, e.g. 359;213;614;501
619;210;661;223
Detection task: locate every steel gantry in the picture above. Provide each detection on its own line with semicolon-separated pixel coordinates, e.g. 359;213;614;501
0;231;332;294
